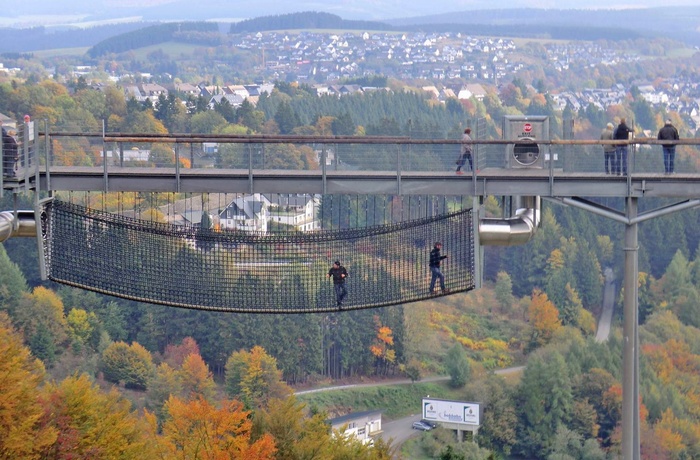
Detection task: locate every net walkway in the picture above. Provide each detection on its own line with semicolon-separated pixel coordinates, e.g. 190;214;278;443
43;200;475;313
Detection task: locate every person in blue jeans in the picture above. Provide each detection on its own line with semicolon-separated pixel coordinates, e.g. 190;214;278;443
614;118;632;175
429;242;448;293
657;119;679;174
328;260;348;306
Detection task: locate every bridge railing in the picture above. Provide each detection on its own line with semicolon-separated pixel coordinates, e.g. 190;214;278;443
33;132;700;178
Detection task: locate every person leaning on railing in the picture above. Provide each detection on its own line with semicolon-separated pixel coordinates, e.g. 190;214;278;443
658;119;679;174
600;122;616;175
613;118;633;176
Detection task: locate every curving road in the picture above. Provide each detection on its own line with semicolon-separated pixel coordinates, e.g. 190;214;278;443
294;272;613;456
295;367;525;453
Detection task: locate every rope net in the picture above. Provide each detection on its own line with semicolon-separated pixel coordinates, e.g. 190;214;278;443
44;199;475;313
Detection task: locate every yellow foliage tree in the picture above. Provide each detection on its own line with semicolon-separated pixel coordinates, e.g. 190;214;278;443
224;346;292;409
15;286;68;348
66;308;96;350
0;312;56;459
42;374;156;459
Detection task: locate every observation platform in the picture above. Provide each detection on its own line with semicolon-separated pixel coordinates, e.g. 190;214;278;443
2;132;700;199
32;166;700;198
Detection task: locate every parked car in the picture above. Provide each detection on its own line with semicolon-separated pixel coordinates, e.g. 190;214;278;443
412;421;432;431
420;419;438;429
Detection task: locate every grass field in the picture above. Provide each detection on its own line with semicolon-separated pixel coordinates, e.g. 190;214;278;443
297;380;465;420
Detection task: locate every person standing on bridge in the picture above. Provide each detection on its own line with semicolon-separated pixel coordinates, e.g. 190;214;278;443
600;123;616;174
429;242;448;294
455;128;473;175
658;119;679;174
2;125;18;178
614;118;633;175
328;260;348;307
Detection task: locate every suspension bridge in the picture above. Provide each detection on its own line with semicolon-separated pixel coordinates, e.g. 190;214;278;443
2;120;700;457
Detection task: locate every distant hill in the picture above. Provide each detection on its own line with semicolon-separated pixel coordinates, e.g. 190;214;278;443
2;7;699;55
87;22;220;57
387;7;700;45
0;23;152;54
229;11;392;34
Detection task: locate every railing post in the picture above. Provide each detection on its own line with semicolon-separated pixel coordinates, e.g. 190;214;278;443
44;119;51;193
23;115;31;194
321;145;327;195
102;120;108;192
396;143;401;196
175;142;181;193
248;143;253;194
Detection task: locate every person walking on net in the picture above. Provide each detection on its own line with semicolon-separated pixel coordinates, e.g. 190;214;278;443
658;119;679;174
600;122;616;174
455;128;473;174
429;242;448;294
328;260;348;307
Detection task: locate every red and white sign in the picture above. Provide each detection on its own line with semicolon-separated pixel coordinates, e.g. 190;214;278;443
523;123;532;133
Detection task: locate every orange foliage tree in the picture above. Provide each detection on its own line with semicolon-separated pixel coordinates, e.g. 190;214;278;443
527;288;561;348
160;395;276;460
369;315;395;376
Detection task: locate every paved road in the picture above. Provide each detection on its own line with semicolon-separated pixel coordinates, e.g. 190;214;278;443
295;375;450;396
596;268;616;343
294;268;612;456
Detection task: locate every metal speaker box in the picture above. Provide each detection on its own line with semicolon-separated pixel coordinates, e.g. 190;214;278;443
503;115;549;169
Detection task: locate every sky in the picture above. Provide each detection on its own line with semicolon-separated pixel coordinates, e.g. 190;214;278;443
5;0;700;26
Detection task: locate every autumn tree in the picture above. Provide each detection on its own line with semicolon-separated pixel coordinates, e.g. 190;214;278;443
41;374;156;459
527;288;561;349
179;352;217;402
65;307;100;352
160;395;276;460
0;312;56;459
225;346;292;409
14;286;68;366
146;362;183;422
369;316;396;376
163;336;201;368
100;341;155;390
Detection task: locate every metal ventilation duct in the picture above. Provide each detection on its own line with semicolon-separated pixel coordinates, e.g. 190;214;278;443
478;196;541;246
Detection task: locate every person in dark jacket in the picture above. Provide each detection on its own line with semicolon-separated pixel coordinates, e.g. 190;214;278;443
2;126;18;178
658;119;680;174
613;118;632;175
328;260;348;306
429;242;448;294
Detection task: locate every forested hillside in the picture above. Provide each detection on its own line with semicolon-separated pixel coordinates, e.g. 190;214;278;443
2;70;700;457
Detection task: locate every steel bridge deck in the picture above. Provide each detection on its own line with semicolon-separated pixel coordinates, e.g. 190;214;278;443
30;166;700;198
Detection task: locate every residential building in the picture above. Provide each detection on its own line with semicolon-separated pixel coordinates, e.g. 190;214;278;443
328;410;382;446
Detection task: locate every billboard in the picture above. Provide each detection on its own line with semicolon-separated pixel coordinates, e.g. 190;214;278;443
422;398;480;426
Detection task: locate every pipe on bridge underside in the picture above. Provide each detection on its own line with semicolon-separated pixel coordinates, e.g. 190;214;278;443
0;210;37;242
478;196;541;246
0;197;543;248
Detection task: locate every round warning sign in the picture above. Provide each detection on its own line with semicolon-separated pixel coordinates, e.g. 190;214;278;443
524;123;532;133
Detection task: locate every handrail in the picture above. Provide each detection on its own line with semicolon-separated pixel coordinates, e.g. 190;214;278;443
40;131;700;146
